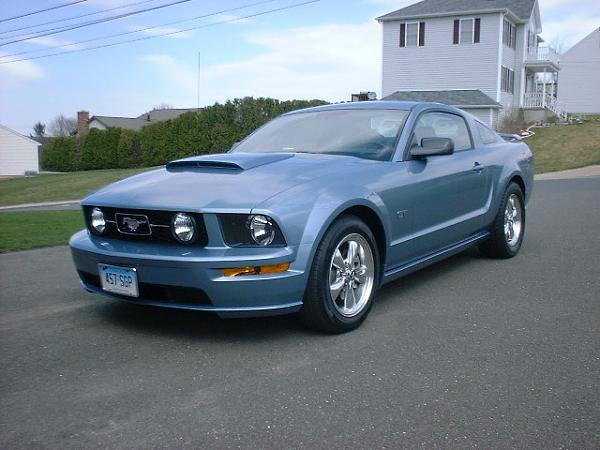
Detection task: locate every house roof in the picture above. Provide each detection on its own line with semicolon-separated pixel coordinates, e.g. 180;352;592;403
382;90;501;108
377;0;536;22
137;108;200;122
89;108;201;131
89;116;147;131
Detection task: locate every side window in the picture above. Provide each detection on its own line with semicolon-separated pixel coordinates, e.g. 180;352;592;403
411;112;473;151
476;121;500;145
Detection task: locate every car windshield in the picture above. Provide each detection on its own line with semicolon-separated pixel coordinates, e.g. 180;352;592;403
231;109;409;161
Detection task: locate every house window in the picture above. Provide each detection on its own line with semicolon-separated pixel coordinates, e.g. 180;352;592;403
503;19;517;49
453;18;481;44
501;66;515;94
399;22;425;47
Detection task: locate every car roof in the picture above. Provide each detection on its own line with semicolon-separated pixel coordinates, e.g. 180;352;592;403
285;100;458;115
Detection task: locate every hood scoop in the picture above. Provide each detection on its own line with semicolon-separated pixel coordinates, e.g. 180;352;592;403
166;152;294;172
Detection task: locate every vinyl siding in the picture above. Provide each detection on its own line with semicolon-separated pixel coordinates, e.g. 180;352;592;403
461;108;494;125
0;125;40;175
558;28;600;114
89;119;107;130
381;13;502;100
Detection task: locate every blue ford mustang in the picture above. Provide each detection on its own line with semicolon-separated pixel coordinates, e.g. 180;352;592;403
70;101;533;333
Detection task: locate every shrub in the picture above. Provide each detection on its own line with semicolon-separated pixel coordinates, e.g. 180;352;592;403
498;108;530;133
80;128;121;170
40;136;79;172
42;97;329;171
117;129;141;168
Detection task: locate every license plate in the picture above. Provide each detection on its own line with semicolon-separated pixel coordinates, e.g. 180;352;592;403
98;264;139;297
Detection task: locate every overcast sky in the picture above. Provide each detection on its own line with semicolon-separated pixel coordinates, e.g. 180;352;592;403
0;0;597;134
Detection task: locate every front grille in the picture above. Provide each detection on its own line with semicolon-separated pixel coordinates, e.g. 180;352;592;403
84;206;208;246
78;270;212;306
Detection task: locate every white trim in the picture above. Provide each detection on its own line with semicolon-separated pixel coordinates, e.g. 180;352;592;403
378;8;523;24
403;21;420;47
458;17;476;44
497;14;504;102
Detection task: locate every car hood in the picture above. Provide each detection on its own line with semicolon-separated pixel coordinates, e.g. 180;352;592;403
83;152;376;211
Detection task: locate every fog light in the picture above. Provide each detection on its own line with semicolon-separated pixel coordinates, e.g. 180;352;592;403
222;262;290;277
172;213;196;243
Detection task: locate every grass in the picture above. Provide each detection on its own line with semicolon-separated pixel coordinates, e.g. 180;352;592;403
0;167;151;207
0;210;84;253
526;119;600;174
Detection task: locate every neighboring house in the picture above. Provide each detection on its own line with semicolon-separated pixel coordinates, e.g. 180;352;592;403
0;124;40;176
78;108;201;133
377;0;563;128
558;28;600;114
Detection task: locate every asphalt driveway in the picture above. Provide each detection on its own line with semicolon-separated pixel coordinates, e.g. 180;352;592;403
1;177;598;449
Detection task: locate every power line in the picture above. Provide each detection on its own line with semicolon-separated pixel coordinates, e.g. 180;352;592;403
0;0;199;46
0;1;320;65
0;0;160;37
0;0;89;23
0;0;280;59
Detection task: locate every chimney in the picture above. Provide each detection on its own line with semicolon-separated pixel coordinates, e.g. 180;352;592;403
77;110;89;134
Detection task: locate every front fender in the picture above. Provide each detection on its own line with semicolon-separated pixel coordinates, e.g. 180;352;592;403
252;179;392;275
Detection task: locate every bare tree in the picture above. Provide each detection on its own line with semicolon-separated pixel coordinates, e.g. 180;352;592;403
49;114;77;136
153;102;173;110
550;35;566;54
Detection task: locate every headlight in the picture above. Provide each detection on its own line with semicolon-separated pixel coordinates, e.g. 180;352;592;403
90;207;106;234
249;215;276;246
172;213;196;243
219;214;286;247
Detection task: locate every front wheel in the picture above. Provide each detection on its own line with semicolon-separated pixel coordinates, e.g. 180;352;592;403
480;182;526;258
300;216;379;333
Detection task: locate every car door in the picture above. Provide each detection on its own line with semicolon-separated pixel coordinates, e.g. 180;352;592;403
386;111;489;264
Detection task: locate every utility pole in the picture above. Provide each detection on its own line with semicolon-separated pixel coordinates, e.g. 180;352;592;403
197;51;201;110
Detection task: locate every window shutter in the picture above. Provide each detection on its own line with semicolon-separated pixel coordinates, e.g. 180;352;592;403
453;20;459;44
474;18;481;43
418;22;425;46
399;23;406;47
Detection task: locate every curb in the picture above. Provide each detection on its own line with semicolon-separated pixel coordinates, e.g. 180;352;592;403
0;200;81;211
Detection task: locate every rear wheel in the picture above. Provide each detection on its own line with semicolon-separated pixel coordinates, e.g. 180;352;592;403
480;182;525;258
300;216;379;333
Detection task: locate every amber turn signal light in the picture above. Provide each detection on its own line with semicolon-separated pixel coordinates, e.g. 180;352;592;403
222;262;290;277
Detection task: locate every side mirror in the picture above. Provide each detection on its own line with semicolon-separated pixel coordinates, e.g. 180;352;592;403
411;137;454;158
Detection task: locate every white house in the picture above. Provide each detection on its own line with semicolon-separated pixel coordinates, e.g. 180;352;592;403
0;124;40;176
558;28;600;114
377;0;564;128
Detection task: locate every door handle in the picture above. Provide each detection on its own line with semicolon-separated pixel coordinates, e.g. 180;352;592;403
472;162;484;173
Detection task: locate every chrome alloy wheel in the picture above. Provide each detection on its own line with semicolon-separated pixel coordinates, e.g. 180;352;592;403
329;233;375;317
504;194;523;247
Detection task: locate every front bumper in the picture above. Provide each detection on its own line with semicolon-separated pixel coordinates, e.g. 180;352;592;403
69;230;309;318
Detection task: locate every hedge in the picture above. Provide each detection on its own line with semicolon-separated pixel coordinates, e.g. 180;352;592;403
40;97;328;171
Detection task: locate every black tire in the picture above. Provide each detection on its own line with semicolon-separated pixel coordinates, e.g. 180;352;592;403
300;215;380;333
480;182;526;259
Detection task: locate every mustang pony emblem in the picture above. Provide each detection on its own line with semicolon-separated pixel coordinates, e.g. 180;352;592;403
122;216;147;232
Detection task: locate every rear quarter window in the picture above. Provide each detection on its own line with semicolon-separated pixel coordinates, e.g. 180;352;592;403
476;121;502;145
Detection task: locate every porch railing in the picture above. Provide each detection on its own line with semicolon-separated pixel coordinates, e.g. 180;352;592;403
526;46;560;65
523;92;567;120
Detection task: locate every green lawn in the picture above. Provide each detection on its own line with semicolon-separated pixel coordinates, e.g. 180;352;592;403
0;210;85;253
526;120;600;174
0;168;151;207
